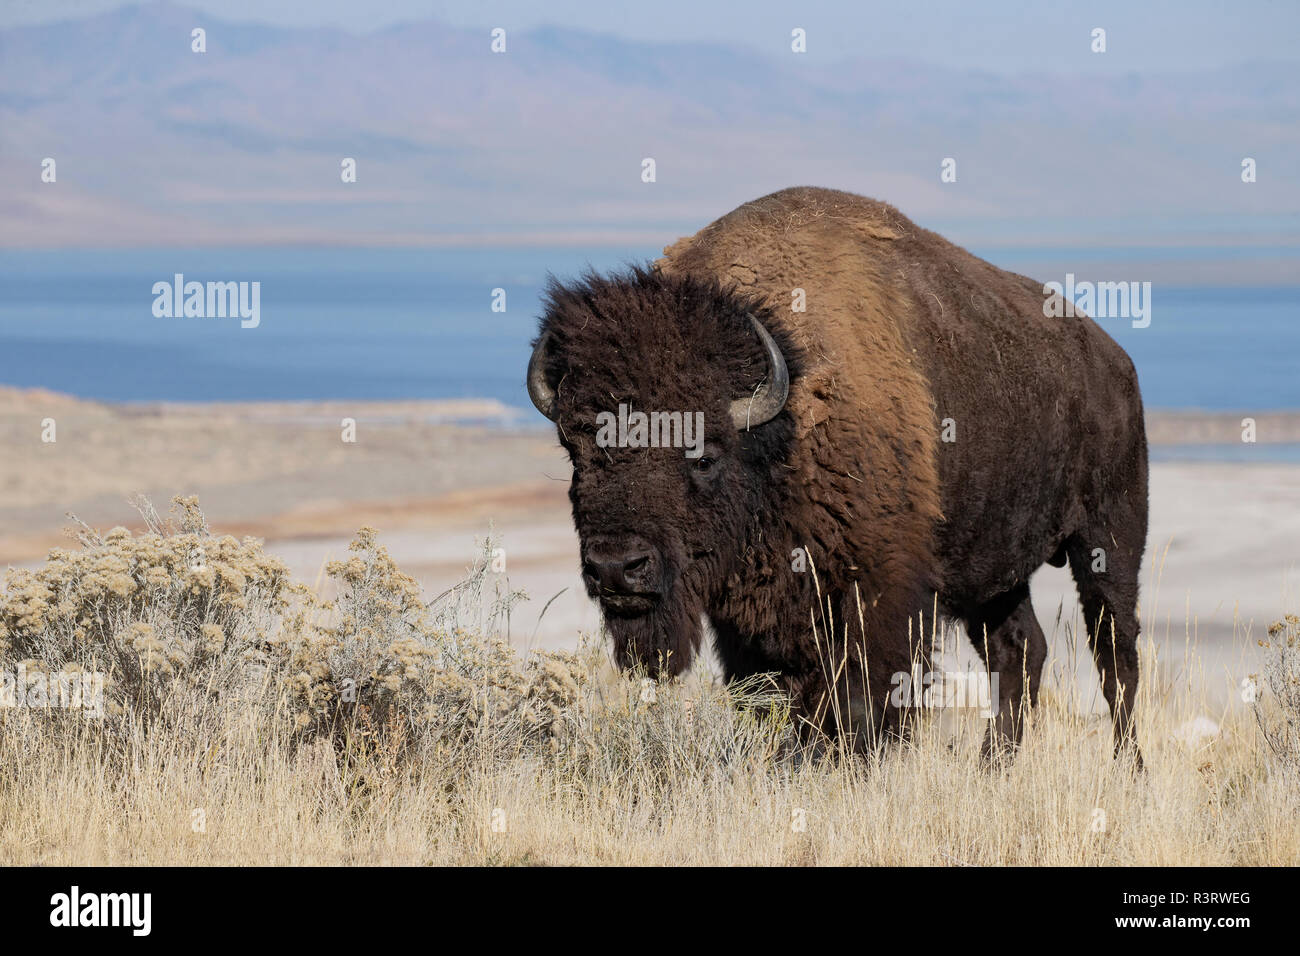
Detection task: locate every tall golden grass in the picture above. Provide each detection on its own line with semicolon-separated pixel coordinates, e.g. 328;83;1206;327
1;498;1296;865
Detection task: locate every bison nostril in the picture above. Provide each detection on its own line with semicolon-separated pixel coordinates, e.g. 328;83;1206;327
623;555;649;574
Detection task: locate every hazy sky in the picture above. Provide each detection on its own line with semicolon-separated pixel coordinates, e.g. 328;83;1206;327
5;0;1298;72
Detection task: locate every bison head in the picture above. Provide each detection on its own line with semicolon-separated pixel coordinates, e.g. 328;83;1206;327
527;267;801;678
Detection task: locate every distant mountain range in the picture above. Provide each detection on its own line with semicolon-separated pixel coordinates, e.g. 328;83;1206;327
1;1;1297;253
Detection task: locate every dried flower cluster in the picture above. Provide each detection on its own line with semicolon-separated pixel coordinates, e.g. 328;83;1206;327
0;497;293;718
0;498;593;766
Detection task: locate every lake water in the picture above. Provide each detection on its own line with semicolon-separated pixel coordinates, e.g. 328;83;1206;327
0;247;1296;415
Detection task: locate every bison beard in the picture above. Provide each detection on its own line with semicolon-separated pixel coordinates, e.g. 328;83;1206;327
527;187;1149;766
607;583;703;679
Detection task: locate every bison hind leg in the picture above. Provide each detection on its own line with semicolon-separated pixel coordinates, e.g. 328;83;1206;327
1065;528;1145;769
965;582;1048;765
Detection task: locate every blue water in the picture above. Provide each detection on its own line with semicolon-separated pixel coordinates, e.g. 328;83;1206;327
0;247;651;412
0;247;1296;414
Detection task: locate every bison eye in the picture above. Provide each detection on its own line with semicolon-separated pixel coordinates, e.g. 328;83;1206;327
688;443;724;487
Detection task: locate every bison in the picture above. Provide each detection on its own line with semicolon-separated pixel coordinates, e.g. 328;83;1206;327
527;187;1147;764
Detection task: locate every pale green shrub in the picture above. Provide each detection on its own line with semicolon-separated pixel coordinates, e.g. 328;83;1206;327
1258;614;1300;784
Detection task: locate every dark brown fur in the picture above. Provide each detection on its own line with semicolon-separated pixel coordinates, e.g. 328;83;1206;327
532;187;1148;762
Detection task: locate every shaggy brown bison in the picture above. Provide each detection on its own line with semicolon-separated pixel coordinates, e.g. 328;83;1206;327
527;186;1147;763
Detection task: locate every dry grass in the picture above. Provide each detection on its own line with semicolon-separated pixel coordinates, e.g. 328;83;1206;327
1;498;1297;866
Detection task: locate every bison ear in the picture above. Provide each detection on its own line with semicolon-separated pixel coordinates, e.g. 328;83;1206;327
527;331;559;421
729;314;790;430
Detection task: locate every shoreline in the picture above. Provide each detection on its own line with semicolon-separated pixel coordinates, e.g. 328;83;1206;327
4;386;1300;442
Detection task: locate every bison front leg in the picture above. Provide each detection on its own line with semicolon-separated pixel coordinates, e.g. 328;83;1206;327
796;636;924;757
965;583;1047;764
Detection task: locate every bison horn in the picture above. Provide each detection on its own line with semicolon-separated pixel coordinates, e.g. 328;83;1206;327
730;314;790;430
527;331;558;420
